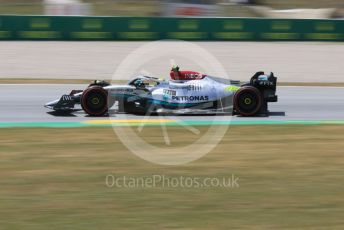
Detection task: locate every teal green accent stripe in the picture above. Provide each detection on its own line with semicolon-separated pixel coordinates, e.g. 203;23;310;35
150;99;209;108
1;120;344;128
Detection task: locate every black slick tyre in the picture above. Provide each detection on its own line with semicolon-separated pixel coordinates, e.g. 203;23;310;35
81;86;108;116
234;86;262;116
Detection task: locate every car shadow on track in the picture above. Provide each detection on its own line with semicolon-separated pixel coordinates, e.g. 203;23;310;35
47;111;78;117
235;111;285;118
268;111;286;116
47;110;286;118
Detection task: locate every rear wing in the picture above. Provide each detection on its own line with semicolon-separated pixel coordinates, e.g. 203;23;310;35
250;71;278;103
250;71;277;90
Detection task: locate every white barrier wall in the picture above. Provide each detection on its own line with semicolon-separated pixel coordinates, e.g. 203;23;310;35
44;0;91;15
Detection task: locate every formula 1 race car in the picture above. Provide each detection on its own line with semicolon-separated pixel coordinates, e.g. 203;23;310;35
45;66;278;117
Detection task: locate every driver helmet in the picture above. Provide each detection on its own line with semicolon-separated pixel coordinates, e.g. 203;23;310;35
135;79;145;88
171;65;181;79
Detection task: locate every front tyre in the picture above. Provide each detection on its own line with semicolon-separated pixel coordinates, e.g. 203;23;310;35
234;86;262;116
81;86;108;116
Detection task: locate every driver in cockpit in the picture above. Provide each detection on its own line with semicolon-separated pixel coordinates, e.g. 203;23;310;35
133;79;146;89
171;65;181;79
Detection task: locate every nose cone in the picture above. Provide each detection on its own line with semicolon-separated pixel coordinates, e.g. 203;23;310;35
44;99;59;109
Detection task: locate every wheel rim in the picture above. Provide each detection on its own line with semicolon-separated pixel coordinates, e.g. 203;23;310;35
81;86;108;116
87;93;105;110
244;97;252;105
91;97;100;105
238;92;258;112
234;87;262;116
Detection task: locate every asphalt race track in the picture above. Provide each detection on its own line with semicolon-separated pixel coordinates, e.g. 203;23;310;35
0;84;343;125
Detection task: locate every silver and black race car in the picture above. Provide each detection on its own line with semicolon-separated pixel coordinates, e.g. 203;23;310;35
45;67;278;117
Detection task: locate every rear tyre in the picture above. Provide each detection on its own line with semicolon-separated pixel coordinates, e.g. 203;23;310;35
81;86;108;116
234;86;262;116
